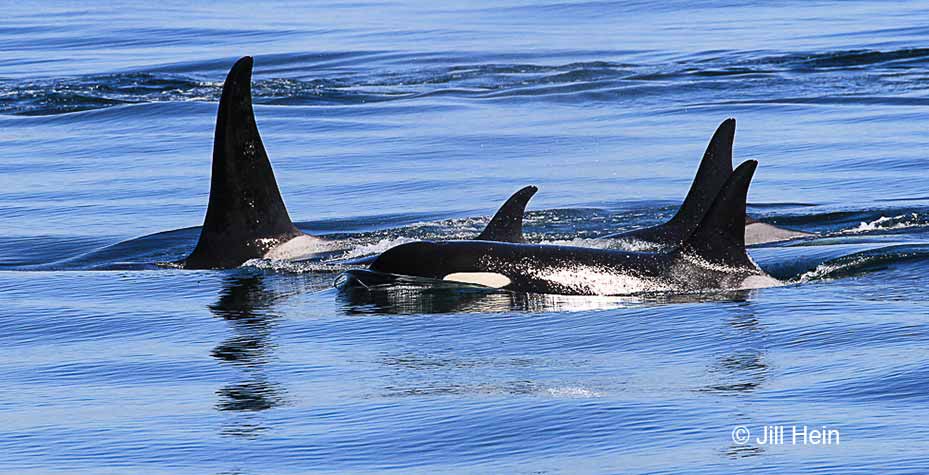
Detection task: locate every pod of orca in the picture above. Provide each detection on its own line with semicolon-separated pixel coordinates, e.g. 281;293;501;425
177;56;811;296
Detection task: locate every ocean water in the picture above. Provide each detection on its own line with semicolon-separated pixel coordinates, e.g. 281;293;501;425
2;1;929;473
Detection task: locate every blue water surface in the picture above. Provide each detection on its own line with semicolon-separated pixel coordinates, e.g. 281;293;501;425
2;1;929;473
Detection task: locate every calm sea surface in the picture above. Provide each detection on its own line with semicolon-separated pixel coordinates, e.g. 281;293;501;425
2;1;929;473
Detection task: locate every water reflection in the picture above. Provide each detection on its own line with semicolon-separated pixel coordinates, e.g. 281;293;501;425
377;353;553;398
705;350;768;393
709;307;771;458
210;271;302;437
338;282;759;315
216;380;285;412
338;284;523;314
704;308;769;395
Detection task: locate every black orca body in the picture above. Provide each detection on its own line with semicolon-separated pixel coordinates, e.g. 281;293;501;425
182;56;326;269
340;186;539;267
477;185;537;242
178;57;798;271
351;161;776;296
602;119;810;248
179;56;541;269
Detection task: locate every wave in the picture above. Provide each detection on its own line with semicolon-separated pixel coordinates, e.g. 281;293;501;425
797;244;929;282
4;46;929;115
840;213;928;235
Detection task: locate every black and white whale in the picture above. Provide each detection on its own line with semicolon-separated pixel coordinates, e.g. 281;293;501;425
181;56;332;269
344;160;780;296
180;56;543;268
601;119;811;248
179;56;800;270
476;185;537;243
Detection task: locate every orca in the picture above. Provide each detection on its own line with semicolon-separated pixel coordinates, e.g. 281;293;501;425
182;56;331;269
345;161;779;296
178;57;798;271
339;185;539;268
476;185;537;242
601;119;811;248
179;56;541;269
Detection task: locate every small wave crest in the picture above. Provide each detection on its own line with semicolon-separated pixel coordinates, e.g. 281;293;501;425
797;244;929;282
840;213;928;235
0;73;220;115
7;46;929;115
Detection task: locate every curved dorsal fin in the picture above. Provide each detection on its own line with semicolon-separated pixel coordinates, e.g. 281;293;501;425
665;118;735;235
681;160;757;268
184;56;302;269
476;186;538;243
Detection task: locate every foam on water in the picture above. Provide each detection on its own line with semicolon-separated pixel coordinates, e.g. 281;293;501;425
544;386;604;398
332;236;419;262
538;237;662;252
841;213;927;235
241;257;346;273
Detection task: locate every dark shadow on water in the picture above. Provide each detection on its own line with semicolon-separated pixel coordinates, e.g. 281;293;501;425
704;350;768;393
703;305;771;458
700;306;769;396
724;443;765;459
216;380;286;412
209;271;314;437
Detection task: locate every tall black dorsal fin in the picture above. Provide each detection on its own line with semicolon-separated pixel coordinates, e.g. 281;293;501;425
681;160;757;267
665;118;735;234
184;56;302;269
476;185;538;243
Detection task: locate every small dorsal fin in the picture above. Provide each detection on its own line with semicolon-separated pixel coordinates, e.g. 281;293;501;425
681;160;757;267
184;56;302;269
665;118;735;235
476;186;538;243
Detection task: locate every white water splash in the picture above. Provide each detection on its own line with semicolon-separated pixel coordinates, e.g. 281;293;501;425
842;213;924;235
333;237;418;261
540;237;661;252
241;258;346;273
797;256;869;283
545;386;604;398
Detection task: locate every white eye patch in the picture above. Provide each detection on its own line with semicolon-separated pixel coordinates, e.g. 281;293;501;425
443;272;512;288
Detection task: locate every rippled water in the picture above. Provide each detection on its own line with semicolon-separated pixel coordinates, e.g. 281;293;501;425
2;1;929;473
